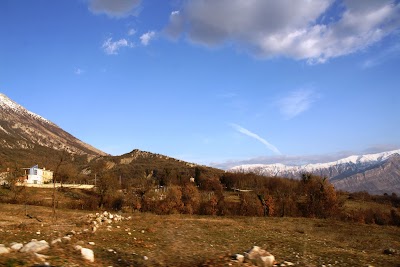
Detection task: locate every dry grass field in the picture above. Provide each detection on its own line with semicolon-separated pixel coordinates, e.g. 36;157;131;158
0;203;399;267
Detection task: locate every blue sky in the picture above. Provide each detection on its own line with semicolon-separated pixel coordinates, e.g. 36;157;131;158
1;0;400;167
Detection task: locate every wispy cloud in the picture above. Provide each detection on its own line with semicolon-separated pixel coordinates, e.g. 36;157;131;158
74;68;84;75
362;43;400;69
88;0;141;18
127;28;136;36
230;123;281;155
140;31;156;46
102;38;133;55
277;89;319;119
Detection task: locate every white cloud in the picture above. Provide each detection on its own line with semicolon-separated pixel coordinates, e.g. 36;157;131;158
102;38;133;55
140;31;156;46
128;28;136;36
165;0;400;63
74;68;84;75
88;0;141;18
230;123;281;155
277;89;319;119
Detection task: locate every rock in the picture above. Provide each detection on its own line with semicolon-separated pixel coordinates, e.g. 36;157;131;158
244;246;275;267
232;254;244;263
62;236;72;242
260;254;275;267
20;240;49;253
10;243;23;251
74;245;83;251
0;244;10;254
88;242;95;246
384;248;396;255
283;261;295;266
51;238;62;246
35;252;50;261
81;247;95;262
143;256;148;260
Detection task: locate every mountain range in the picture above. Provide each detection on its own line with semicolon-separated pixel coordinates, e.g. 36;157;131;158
1;93;399;195
230;150;400;195
0;93;220;181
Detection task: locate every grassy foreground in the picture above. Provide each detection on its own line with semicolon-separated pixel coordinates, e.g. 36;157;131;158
0;203;399;267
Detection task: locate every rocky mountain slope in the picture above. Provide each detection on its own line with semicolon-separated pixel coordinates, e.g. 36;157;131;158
230;149;400;195
0;93;106;156
0;93;220;180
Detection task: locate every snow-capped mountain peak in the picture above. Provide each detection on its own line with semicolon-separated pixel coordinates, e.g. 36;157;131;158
0;93;52;125
0;93;106;156
229;149;400;194
230;149;400;177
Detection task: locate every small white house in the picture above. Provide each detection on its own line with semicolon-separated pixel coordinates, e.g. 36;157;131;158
24;165;53;184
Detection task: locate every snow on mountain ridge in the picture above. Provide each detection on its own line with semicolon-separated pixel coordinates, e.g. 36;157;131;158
230;149;400;175
0;93;52;125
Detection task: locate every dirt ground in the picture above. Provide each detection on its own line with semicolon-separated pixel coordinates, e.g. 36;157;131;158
0;203;399;266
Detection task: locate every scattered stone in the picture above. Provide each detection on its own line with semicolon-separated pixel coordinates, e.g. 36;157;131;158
20;240;49;253
66;230;76;236
232;254;244;263
233;246;276;267
10;242;23;251
35;252;50;261
51;238;62;246
88;242;95;246
62;236;72;242
0;244;10;254
384;248;396;255
283;261;294;266
143;256;148;260
74;245;83;251
81;247;95;262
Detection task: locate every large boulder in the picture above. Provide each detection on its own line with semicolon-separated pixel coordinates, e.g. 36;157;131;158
0;244;10;254
81;247;95;262
10;242;23;251
244;246;275;267
20;240;49;253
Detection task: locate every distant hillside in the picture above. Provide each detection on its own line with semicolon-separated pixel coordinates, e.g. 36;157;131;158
83;149;223;184
230;149;400;195
0;93;222;180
